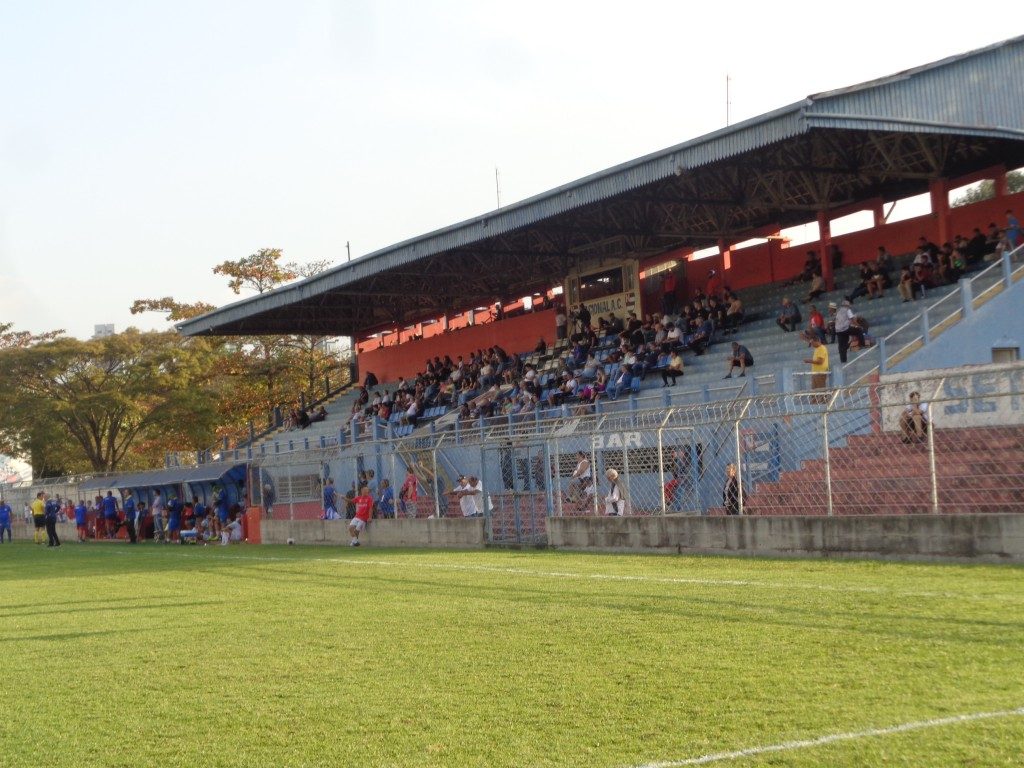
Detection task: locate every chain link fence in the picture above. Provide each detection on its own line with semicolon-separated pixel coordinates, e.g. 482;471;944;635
14;363;1024;545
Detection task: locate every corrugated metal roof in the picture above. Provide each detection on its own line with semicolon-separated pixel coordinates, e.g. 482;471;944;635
179;35;1024;338
79;463;245;491
807;35;1024;139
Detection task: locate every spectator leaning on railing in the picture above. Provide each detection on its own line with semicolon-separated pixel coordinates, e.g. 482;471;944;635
804;336;830;391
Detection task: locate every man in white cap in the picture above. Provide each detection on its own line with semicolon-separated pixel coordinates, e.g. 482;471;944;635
834;299;854;363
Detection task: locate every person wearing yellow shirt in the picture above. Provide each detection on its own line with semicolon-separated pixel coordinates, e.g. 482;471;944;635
31;492;46;545
804;337;830;391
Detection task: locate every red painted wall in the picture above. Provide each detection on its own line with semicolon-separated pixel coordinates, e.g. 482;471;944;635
358;308;557;384
722;191;1024;289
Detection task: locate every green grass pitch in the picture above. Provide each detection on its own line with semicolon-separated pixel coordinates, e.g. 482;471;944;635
1;542;1022;767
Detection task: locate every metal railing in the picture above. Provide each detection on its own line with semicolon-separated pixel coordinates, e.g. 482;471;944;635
843;245;1024;384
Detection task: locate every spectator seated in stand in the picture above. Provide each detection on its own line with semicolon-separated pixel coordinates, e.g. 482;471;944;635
845;261;876;303
723;293;744;335
661;350;684;386
965;227;989;265
309;406;327;424
912;247;934;287
608;364;632;400
847;314;872;351
804;271;825;303
684;312;714;355
789;251;820;284
800;305;827;345
776;297;801;332
723;342;754;379
897;265;926;302
899;391;930;443
548;372;581;409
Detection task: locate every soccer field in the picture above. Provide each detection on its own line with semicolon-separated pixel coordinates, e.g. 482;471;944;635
2;543;1022;767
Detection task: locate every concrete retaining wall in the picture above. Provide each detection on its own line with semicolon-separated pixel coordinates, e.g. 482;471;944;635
548;514;1024;562
260;518;486;548
6;521;77;542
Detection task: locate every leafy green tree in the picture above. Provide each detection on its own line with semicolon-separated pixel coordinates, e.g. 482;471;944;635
0;330;221;474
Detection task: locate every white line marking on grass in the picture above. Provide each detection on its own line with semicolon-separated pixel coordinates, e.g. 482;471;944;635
630;707;1024;767
94;547;1021;602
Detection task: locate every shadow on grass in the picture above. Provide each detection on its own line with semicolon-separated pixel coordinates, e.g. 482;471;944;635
0;599;226;620
210;561;1024;647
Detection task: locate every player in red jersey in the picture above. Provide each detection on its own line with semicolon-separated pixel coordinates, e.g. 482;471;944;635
348;486;373;547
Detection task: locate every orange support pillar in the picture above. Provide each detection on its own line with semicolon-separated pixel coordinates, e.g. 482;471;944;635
930;178;950;245
873;200;886;228
817;211;834;290
245;508;262;544
718;238;732;271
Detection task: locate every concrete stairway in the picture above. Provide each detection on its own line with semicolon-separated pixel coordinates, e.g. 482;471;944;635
738;426;1024;515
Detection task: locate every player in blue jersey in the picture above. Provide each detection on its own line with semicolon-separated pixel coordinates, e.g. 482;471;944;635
0;498;12;543
166;496;183;543
123;494;137;543
74;499;88;541
323;478;338;520
191;496;208;541
101;491;119;539
213;487;230;536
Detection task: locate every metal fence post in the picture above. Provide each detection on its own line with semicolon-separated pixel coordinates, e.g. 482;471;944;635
734;419;743;515
621;441;630;516
286;458;295;540
822;411;833;517
431;439;442;518
553;438;563;517
823;388;842;517
928;378;945;514
657;426;667;515
591;439;600;516
733;399;752;515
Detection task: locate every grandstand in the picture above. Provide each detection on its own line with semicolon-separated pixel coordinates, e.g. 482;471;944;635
8;36;1024;555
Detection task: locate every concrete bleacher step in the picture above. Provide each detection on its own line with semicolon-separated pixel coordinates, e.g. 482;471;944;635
741;425;1024;515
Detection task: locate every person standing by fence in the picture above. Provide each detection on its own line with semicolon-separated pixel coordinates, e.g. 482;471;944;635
724;463;741;516
44;493;61;547
151;490;165;543
604;469;625;516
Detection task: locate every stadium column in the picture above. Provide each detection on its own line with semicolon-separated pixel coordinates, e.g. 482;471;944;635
930;178;950;246
817;211;834;290
718;238;732;281
995;169;1010;197
871;199;886;228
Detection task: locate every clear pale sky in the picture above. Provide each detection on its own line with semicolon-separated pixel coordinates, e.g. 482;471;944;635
0;1;1014;339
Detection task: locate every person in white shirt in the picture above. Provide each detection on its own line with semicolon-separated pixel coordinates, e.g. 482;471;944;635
451;476;483;517
834;299;854;363
899;391;930;443
604;469;625;516
555;310;568;340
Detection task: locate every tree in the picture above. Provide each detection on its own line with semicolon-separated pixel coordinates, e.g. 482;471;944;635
0;321;63;350
0;330;221;474
133;249;348;442
951;170;1024;208
130;297;215;322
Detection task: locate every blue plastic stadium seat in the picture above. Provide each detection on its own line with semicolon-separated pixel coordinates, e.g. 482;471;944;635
630;376;641;394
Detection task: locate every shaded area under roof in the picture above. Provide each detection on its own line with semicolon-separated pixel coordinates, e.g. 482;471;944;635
178;36;1024;339
79;463;246;492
